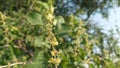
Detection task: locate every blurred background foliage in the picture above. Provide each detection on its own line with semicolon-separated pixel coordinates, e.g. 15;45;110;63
0;0;120;68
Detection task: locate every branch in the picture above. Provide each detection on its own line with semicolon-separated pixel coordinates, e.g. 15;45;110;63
25;0;37;16
0;62;26;68
0;45;10;48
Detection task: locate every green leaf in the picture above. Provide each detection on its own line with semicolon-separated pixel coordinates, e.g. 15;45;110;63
26;11;43;25
89;63;94;68
34;36;50;48
57;23;73;33
118;0;120;6
34;36;44;47
23;50;46;68
36;1;49;10
0;29;4;35
56;16;65;24
61;61;69;68
105;61;115;68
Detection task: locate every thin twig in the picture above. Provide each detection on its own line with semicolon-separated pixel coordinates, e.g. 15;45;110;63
0;45;10;48
0;62;26;68
26;0;37;16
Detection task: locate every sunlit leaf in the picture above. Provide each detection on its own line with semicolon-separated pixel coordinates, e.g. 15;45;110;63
26;11;43;25
36;1;49;10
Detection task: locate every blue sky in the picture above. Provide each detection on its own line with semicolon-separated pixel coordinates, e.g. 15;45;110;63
91;6;120;46
91;7;120;33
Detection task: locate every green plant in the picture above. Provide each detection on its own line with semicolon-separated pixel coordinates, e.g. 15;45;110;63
0;0;120;68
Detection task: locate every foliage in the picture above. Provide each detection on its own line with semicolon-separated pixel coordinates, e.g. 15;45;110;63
0;0;120;68
54;0;118;20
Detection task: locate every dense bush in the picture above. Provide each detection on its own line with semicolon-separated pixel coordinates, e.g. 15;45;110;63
0;0;120;68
